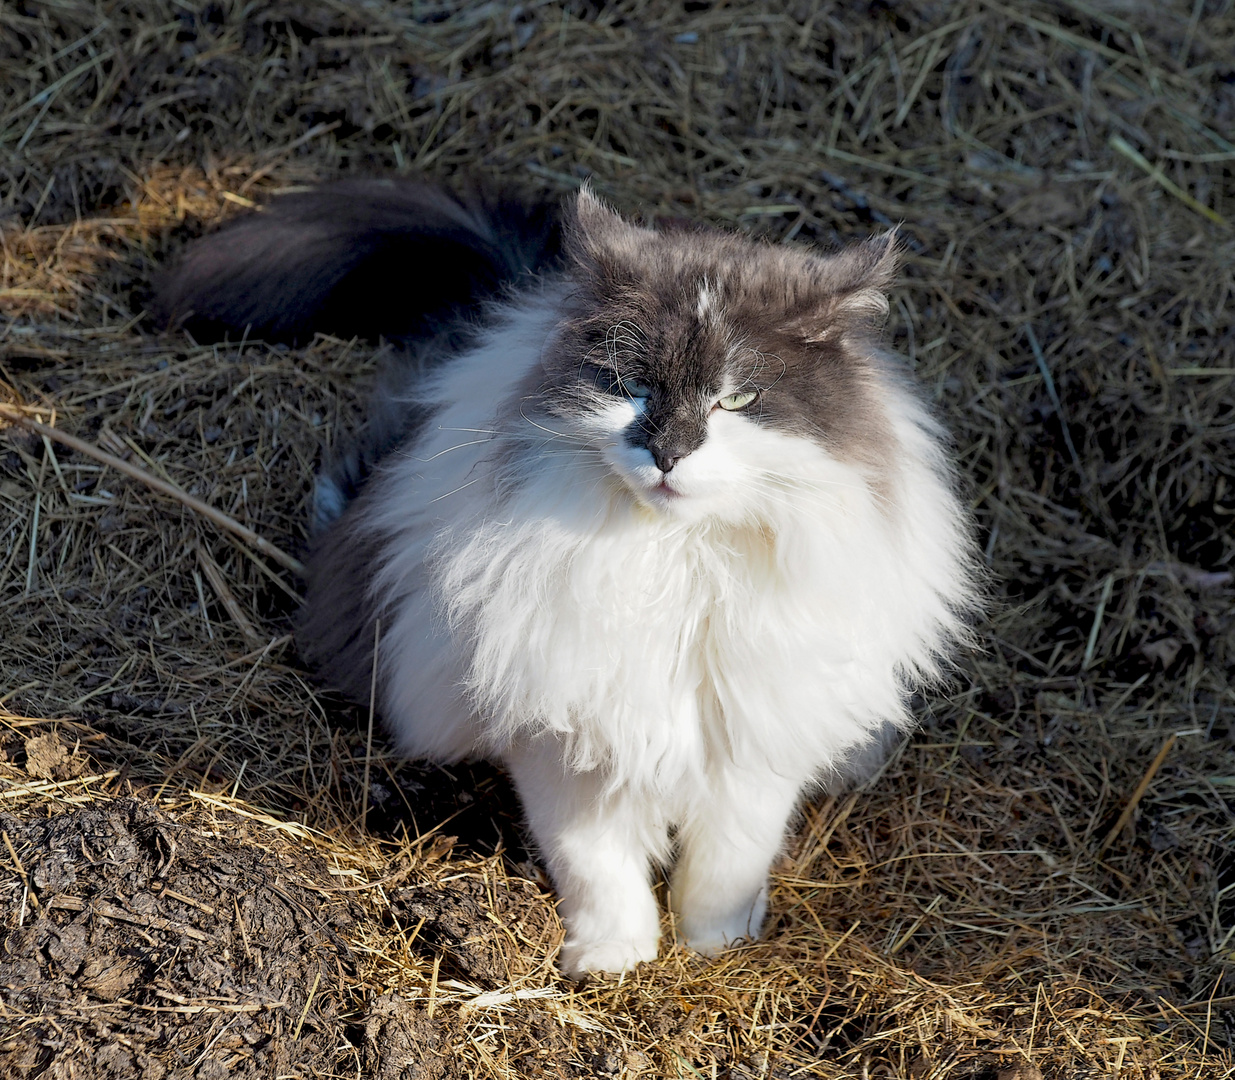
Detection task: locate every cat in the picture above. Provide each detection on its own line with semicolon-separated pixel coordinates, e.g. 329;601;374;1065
156;178;981;978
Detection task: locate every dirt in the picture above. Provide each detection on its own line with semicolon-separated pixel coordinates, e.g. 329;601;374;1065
20;735;88;782
363;994;619;1080
391;875;553;990
0;792;361;1077
0;727;625;1079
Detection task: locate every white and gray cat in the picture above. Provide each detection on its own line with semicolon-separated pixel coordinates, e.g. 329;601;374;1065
158;180;980;978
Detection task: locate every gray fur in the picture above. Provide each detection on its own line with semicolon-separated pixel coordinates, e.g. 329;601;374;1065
822;721;906;793
297;489;385;703
153;177;562;345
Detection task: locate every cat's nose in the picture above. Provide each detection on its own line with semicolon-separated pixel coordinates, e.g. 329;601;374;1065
651;447;681;473
649;439;695;473
646;430;702;473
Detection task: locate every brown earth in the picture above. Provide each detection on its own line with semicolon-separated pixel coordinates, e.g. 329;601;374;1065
0;727;599;1080
1;0;1233;1077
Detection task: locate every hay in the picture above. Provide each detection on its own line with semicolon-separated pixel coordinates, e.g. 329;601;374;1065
1;0;1233;1075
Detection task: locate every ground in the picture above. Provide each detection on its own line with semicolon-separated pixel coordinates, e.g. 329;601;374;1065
1;1;1233;1077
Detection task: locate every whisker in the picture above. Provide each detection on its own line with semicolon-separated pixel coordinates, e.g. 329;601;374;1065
429;474;488;502
416;437;497;462
763;474;887;512
515;409;594;444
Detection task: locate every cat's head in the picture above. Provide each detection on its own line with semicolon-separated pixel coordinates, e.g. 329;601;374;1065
530;187;905;523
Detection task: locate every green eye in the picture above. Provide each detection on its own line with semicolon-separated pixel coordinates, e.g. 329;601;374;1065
716;391;758;411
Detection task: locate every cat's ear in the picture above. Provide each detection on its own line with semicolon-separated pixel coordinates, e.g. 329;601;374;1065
801;231;902;343
568;184;657;272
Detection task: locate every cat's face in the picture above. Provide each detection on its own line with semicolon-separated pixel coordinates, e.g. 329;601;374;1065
530;190;902;522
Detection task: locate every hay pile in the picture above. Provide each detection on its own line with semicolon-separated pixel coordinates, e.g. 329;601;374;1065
1;0;1233;1076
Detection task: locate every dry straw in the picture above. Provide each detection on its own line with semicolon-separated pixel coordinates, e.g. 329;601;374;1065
1;0;1233;1076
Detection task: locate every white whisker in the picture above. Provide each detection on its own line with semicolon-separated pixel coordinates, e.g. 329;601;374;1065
417;437;497;461
428;474;489;502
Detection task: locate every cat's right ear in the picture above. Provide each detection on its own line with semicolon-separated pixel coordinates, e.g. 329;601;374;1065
568;184;657;273
828;231;901;322
798;231;902;343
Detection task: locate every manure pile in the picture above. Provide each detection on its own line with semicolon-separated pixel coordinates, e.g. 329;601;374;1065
1;1;1233;1077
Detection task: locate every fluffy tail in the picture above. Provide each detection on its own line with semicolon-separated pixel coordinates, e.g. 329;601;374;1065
152;178;564;344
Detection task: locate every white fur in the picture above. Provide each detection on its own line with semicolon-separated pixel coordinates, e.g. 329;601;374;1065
696;280;718;322
357;287;976;977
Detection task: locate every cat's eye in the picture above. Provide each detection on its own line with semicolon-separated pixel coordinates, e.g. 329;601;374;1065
585;367;652;399
716;390;758;411
619;377;652;399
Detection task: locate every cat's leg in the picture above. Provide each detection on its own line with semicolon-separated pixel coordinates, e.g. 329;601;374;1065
504;743;666;979
821;720;904;793
670;764;805;955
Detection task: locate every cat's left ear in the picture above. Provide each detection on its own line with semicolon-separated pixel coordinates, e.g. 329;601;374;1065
568;184;658;274
804;231;902;342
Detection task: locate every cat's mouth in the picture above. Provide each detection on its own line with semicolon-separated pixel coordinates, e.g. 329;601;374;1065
652;479;681;499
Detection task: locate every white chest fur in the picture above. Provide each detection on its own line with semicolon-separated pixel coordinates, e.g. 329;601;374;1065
365;297;971;798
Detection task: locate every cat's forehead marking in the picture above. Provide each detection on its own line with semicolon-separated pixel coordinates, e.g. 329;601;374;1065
696;280;718;323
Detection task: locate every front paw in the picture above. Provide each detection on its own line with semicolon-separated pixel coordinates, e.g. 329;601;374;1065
677;922;751;957
676;888;767;957
559;935;659;979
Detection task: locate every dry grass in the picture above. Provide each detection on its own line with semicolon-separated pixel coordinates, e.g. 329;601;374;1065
1;0;1234;1076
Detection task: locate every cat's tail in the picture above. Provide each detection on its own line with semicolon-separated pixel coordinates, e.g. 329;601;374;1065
152;178;564;344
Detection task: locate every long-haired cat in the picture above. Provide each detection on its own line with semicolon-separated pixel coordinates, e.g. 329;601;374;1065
157;179;980;978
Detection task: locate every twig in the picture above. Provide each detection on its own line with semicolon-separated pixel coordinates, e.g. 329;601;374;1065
1082;573;1115;671
427;954;442;1020
293;970;323;1039
361;617;381;830
0;405;304;575
25;445;48;594
83;898;213;942
1098;734;1177;856
240;121;342;193
196;545;264;644
1;770;120;800
1109;135;1229;228
2;830;40;911
1025;324;1081;474
187;790;318;841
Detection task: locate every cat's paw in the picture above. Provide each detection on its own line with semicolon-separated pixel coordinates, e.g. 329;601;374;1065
676;894;766;958
677;924;749;958
559;936;659;980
